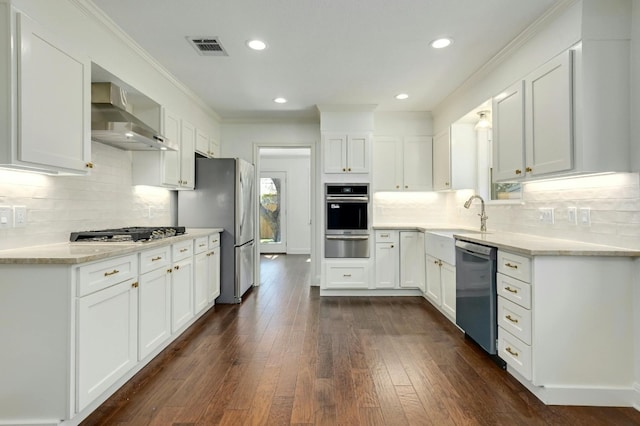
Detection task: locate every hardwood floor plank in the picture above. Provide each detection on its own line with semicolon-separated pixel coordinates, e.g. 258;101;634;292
82;255;640;426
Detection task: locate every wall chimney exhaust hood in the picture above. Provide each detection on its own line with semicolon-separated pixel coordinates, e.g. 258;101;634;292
91;82;178;151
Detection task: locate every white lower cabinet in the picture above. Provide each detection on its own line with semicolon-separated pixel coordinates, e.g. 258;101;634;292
77;277;138;412
138;267;171;360
424;254;456;322
207;234;221;302
399;231;425;291
374;230;399;289
324;261;370;289
171;256;194;332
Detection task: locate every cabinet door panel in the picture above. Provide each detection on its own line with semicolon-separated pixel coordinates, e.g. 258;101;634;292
139;268;171;360
18;13;90;173
525;51;573;177
403;136;433;190
373;136;402;191
347;134;369;173
440;262;456;320
400;232;424;290
180;120;196;188
375;242;398;288
323;134;347;173
77;279;137;411
432;131;451;190
207;248;221;302
425;255;441;304
194;252;209;314
492;81;525;181
171;258;194;332
161;110;180;186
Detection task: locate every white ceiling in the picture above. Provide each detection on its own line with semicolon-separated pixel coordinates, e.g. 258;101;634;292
91;0;561;120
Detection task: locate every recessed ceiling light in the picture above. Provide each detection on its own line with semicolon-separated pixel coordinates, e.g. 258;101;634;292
273;97;287;104
395;93;409;100
247;39;267;50
430;38;452;49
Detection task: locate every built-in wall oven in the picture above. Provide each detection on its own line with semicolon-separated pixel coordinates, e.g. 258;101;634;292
325;183;369;258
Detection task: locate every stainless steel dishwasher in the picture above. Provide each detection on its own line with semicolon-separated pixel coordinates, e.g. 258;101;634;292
455;240;500;356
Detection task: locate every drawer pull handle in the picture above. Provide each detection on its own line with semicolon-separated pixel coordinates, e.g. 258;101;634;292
505;315;519;324
506;347;519;357
211;239;218;243
343;274;352;277
505;262;518;269
199;243;206;248
180;248;188;253
381;233;389;237
104;269;119;277
151;256;162;261
505;286;518;294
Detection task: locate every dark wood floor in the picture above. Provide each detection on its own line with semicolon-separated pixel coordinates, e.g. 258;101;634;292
83;254;640;425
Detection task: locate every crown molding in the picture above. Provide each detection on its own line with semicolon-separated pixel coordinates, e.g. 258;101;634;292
69;0;222;122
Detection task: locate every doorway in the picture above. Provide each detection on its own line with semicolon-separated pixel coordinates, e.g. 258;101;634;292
259;171;287;253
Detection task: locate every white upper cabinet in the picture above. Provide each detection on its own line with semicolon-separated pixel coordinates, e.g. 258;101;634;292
433;125;476;191
323;133;370;174
373;136;432;191
492;81;525;181
0;6;91;174
493;52;573;181
492;45;629;182
195;128;219;158
178;120;196;189
161;109;181;186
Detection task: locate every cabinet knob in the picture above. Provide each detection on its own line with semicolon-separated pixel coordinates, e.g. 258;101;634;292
167;269;173;273
342;168;346;172
174;265;180;270
396;185;400;189
85;162;94;169
405;185;408;189
445;182;449;186
526;167;533;173
390;245;394;248
131;282;139;288
515;169;522;175
347;168;352;172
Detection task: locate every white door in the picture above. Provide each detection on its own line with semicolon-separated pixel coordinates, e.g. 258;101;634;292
259;172;287;253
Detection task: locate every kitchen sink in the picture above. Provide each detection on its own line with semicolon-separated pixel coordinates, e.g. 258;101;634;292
424;228;483;265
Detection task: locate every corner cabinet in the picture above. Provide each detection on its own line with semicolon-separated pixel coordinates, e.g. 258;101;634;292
323;133;370;174
0;5;92;174
373;136;433;191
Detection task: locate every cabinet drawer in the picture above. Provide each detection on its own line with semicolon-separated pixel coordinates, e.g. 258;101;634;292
77;254;138;297
498;297;532;345
194;237;209;254
140;246;171;274
209;233;221;249
325;265;369;289
497;272;531;309
498;328;532;381
498;251;531;282
172;240;194;262
375;230;398;243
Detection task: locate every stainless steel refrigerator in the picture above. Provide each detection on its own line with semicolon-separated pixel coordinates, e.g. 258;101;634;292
178;158;255;304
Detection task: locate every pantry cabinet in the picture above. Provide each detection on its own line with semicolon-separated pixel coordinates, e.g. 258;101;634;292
0;5;92;174
373;136;432;191
323;133;370;174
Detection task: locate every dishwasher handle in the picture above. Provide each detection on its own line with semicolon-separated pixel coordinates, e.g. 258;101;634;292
455;240;497;259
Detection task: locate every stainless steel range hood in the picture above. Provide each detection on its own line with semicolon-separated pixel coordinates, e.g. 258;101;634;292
91;82;178;151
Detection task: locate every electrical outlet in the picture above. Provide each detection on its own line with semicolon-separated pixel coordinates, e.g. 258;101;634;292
567;207;577;225
538;207;554;224
579;208;591;226
13;205;26;228
0;206;13;229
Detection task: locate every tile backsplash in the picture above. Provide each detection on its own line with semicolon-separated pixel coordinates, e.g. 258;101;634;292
0;142;172;250
374;172;640;249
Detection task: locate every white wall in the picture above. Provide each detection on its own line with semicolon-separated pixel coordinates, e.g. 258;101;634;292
261;154;311;254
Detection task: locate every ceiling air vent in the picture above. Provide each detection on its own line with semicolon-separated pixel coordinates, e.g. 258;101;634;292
187;36;228;56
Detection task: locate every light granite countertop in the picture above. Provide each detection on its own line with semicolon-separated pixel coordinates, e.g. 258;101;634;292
373;224;640;257
0;228;224;265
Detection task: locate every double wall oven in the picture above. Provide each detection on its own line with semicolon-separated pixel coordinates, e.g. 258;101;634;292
325;183;370;258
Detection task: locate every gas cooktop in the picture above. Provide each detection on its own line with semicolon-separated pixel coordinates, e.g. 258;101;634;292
70;226;186;243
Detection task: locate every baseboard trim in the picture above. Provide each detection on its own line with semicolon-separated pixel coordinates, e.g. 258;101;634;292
320;288;423;297
507;367;636;407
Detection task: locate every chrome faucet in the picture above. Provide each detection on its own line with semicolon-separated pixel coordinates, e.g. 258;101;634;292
464;195;488;232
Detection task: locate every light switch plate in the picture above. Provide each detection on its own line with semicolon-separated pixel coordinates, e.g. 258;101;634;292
538;207;554;224
13;205;26;228
0;206;13;229
579;208;591;226
567;207;577;225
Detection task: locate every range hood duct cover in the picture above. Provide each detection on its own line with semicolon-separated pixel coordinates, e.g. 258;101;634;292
91;82;178;151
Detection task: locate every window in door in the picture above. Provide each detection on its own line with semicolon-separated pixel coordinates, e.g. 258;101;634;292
259;172;286;253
